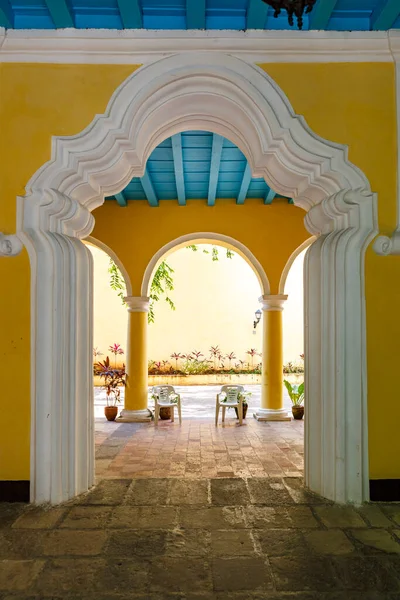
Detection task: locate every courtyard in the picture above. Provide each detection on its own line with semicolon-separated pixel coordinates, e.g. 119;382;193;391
95;385;304;481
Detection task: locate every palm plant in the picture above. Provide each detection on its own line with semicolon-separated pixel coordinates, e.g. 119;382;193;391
170;352;183;370
209;345;221;370
246;348;259;369
192;350;204;360
108;343;124;368
226;352;236;369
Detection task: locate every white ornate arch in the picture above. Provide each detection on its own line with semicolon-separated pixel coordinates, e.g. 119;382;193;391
16;52;377;504
141;232;270;297
278;237;315;294
85;236;132;296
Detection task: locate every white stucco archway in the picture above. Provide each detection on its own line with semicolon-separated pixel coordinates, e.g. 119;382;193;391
16;53;377;504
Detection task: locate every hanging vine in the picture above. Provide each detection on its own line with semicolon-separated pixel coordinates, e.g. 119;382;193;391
108;245;233;323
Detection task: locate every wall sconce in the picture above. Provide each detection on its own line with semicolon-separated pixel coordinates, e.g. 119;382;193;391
253;309;262;331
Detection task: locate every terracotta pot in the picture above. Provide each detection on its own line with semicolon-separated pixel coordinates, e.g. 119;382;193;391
234;404;248;419
159;406;172;420
104;405;118;421
292;405;304;420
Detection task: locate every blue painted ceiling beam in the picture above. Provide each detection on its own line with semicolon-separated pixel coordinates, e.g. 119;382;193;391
308;0;338;29
264;188;276;205
172;134;186;206
208;134;224;207
115;192;127;207
116;0;143;29
371;0;400;30
0;0;13;28
246;0;269;30
237;163;252;205
186;0;206;29
141;169;159;207
43;0;74;28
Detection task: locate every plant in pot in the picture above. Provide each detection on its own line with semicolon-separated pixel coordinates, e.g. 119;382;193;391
284;379;304;420
234;391;252;419
95;355;126;421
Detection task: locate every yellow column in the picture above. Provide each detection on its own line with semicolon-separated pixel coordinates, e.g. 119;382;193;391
254;294;291;421
117;296;152;422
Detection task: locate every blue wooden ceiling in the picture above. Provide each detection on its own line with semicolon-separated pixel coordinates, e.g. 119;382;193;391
106;131;291;207
1;0;399;30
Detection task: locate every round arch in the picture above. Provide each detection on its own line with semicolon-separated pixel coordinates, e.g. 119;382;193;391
85;236;133;296
141;232;270;298
278;237;316;295
16;52;377;505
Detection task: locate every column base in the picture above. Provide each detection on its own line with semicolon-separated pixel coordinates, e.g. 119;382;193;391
253;408;291;421
116;408;153;423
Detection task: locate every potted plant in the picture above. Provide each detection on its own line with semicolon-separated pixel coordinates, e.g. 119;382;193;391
94;355;126;421
234;391;252;419
284;379;304;419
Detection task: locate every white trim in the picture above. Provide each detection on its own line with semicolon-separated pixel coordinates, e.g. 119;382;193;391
17;52;376;504
279;237;316;294
124;295;150;313
0;28;399;65
85;236;132;295
258;294;288;311
117;408;152;422
141;232;270;297
254;408;291;421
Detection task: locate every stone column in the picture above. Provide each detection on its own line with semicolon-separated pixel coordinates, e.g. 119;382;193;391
118;296;152;422
254;294;291;421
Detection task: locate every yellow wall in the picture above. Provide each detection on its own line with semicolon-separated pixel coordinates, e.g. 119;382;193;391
0;60;399;482
89;244;305;366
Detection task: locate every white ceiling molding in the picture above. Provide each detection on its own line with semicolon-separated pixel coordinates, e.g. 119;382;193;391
1;28;400;64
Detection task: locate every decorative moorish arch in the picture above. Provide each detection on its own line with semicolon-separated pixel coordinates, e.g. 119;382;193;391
16;52;377;504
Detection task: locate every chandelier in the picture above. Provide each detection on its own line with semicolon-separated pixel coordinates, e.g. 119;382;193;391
261;0;317;30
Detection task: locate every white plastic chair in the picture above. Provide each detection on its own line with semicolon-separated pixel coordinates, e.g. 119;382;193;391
215;385;244;426
152;385;182;426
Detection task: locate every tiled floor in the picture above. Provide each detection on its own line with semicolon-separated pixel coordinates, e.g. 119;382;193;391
1;478;400;599
95;385;304;480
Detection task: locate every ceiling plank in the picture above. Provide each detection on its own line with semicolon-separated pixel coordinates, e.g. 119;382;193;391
0;0;13;28
208;134;224;207
116;0;143;29
115;192;127;207
186;0;206;29
141;169;159;207
237;162;252;205
264;188;276;205
43;0;74;28
246;0;269;30
308;0;338;29
172;134;186;206
371;0;400;30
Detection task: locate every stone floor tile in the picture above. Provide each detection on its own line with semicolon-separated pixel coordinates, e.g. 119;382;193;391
80;479;131;505
0;560;45;592
247;478;294;505
124;478;169;505
107;529;167;556
357;505;394;528
94;558;149;593
0;531;46;559
179;507;246;529
109;506;178;528
12;508;65;530
287;506;319;528
283;478;328;505
168;479;209;505
350;529;400;554
314;506;367;528
210;479;250;505
255;529;307;556
269;556;339;591
34;558;103;594
212;557;273;591
332;556;400;592
381;506;400;527
149;557;212;593
41;530;108;556
210;530;256;556
245;506;292;529
166;529;210;556
305;530;355;555
0;505;26;530
59;506;112;529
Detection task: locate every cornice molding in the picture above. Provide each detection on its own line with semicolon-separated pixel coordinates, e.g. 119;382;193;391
0;28;399;65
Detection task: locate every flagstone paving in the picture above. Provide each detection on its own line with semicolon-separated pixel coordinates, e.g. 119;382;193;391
1;477;400;599
95;384;304;480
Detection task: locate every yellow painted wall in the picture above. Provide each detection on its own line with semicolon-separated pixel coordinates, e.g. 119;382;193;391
89;244;305;366
0;60;398;482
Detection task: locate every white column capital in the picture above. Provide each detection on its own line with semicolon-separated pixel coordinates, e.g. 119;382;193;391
124;295;150;313
258;294;288;311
